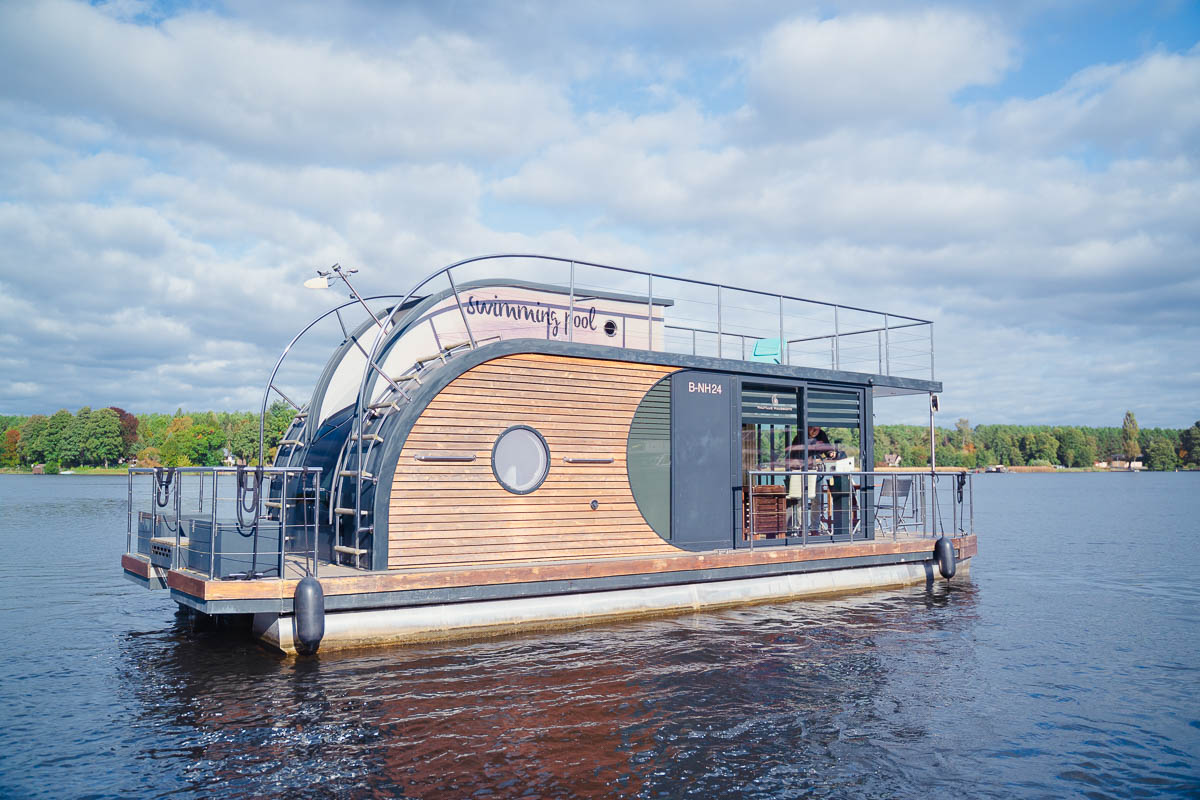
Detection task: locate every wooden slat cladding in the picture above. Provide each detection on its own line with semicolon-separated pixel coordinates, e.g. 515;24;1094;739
388;353;678;569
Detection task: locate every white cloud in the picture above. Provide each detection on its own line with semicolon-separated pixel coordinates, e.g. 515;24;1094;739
0;1;1195;429
0;0;574;164
982;45;1200;157
747;11;1015;130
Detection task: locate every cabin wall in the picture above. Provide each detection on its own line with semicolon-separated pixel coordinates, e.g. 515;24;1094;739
387;353;681;570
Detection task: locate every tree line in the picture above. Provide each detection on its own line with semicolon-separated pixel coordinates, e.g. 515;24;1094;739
1;406;1196;472
876;412;1200;471
0;403;298;470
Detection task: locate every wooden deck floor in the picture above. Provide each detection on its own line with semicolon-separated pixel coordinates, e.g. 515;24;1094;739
129;531;976;606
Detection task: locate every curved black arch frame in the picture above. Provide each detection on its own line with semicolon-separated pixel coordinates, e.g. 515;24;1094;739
490;424;551;495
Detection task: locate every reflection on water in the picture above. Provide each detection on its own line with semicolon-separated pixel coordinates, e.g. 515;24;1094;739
114;583;979;799
1;474;1198;799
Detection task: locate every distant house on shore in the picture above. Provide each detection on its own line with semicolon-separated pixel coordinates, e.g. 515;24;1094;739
1100;458;1143;471
32;464;44;475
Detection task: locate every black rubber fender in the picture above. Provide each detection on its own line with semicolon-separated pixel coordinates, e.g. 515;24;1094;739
294;575;325;655
933;536;957;579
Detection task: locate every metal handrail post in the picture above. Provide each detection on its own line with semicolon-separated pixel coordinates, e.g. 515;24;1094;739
568;261;575;343
747;482;754;550
173;470;182;569
892;477;898;540
802;476;809;544
209;469;218;579
884;313;891;375
778;295;785;365
149;473;156;542
716;286;723;358
310;470;320;579
929;322;935;381
921;474;928;537
647;275;654;351
446;268;476;350
969;474;974;533
126;470;133;554
833;305;840;369
279;469;287;581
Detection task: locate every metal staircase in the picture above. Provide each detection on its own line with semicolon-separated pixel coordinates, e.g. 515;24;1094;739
328;338;476;568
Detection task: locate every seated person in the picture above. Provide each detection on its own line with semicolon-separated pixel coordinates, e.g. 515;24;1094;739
783;426;837;466
783;427;838;533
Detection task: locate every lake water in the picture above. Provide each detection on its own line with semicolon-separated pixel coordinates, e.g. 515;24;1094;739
0;473;1197;798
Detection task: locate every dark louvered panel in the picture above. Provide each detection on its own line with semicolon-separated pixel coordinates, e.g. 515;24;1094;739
807;389;860;427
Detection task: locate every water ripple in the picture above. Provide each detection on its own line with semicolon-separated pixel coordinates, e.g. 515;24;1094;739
1;475;1199;798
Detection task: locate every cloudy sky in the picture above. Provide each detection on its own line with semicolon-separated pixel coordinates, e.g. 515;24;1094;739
0;0;1196;426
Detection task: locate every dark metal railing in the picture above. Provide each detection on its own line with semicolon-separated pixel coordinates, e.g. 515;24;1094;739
744;469;973;547
127;466;323;581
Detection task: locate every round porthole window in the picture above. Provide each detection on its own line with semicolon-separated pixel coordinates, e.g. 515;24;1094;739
491;425;550;494
604;319;618;337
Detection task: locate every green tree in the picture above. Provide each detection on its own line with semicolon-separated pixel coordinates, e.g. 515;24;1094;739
18;415;49;464
992;431;1017;465
1121;411;1140;462
265;402;297;446
181;424;226;466
1056;427;1094;468
954;418;972;450
1031;432;1060;464
1078;434;1098;468
84;408;125;466
1143;439;1180;471
159;435;187;467
61;406;92;466
43;409;75;465
1178;421;1200;467
229;419;260;463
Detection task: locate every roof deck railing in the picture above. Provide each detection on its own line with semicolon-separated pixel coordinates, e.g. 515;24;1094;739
368;253;934;382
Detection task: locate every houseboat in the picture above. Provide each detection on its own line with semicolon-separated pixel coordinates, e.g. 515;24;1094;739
121;254;976;654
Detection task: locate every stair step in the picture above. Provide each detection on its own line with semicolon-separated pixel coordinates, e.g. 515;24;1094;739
368;401;401;412
340;470;375;480
350;433;383;442
278;439;303;447
334;507;369;516
264;500;282;509
415;352;448;366
332;545;368;556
